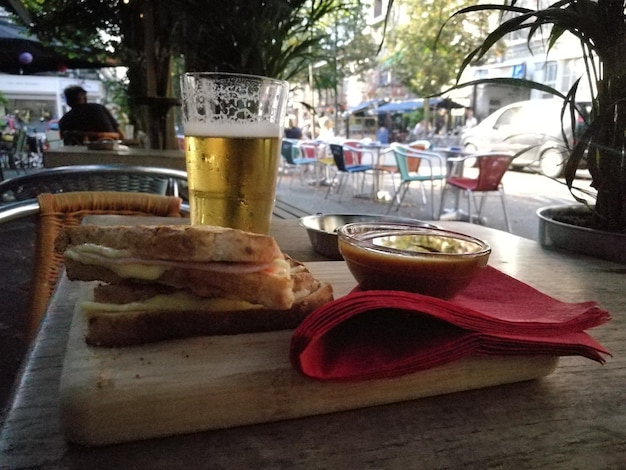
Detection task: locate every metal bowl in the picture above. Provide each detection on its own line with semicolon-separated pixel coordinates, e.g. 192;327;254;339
299;213;438;260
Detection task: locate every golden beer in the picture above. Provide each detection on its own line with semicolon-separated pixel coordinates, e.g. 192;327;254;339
185;135;280;234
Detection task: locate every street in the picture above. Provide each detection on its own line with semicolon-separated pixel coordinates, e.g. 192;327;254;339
276;166;594;241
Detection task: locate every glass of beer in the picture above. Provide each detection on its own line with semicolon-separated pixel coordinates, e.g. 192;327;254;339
180;72;289;234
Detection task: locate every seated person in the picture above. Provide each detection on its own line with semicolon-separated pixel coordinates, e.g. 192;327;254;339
284;116;303;139
59;86;125;145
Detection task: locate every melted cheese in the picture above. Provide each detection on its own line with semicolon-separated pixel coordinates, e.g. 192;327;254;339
82;291;261;316
65;245;166;280
65;244;291;281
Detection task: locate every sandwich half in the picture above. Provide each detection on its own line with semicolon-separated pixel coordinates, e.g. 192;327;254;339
55;224;333;346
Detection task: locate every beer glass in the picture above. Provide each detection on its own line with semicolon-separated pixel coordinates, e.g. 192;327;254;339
180;73;289;234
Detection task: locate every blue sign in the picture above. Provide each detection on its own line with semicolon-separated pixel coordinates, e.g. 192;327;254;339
512;63;526;79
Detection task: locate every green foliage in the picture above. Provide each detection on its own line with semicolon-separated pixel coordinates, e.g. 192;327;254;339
303;5;378;96
448;0;626;233
15;0;376;146
384;0;493;97
179;0;370;81
20;0;121;63
17;1;373;83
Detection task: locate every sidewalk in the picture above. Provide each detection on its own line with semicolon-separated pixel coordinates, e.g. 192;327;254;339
276;168;513;235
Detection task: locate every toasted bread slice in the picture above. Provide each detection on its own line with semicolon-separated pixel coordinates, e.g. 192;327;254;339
57;224;293;309
82;259;334;347
63;255;294;309
55;224;282;263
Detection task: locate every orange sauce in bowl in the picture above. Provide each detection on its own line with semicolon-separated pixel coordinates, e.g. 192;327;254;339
338;231;490;299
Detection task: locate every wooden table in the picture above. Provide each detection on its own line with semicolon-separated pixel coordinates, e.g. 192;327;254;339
1;220;624;468
43;146;186;171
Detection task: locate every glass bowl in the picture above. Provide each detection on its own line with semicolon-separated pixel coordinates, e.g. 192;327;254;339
337;222;491;299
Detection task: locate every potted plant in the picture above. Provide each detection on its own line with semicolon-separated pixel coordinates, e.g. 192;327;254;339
445;0;626;263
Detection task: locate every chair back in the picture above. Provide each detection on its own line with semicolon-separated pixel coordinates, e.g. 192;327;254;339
11;129;28;154
26;192;184;340
393;144;424;178
298;141;318;159
0;164;188;203
342;141;364;166
6;129;28;171
406;140;430;172
329;144;347;171
408;140;431;150
281;139;300;165
474;153;516;191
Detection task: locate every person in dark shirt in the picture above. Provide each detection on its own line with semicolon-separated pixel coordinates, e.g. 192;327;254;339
59;86;124;145
284;116;303;139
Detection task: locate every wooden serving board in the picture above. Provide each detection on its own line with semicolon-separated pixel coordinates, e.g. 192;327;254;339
59;262;559;446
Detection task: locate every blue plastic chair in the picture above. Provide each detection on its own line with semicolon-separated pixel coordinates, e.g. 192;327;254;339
278;139;317;187
325;143;374;201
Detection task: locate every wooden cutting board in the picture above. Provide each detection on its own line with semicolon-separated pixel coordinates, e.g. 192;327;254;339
59;262;559;446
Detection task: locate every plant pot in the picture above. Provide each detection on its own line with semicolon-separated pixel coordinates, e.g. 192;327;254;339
537;205;626;264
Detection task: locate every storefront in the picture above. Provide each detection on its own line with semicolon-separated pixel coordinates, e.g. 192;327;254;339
0;74;104;131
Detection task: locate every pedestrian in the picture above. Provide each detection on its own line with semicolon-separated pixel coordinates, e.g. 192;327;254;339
284;116;303;139
376;123;389;144
464;107;478;129
412;119;429;140
318;116;335;141
59;85;124;145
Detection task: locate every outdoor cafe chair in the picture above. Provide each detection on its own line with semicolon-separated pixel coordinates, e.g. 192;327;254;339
0;164;188;204
438;151;516;232
374;140;431;196
0;191;185;341
386;143;446;219
0;129;29;180
298;140;329;186
278;139;317;187
325;142;374;202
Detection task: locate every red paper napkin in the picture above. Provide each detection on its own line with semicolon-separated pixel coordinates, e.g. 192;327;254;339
290;266;611;381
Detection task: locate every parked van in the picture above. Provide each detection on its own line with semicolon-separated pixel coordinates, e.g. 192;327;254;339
461;99;589;178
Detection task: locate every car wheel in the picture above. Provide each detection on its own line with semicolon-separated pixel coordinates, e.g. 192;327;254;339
539;148;565;178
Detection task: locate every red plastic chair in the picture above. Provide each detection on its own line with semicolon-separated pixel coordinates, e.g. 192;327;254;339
439;152;515;231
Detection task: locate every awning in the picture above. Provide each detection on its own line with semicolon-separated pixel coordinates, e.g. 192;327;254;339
372;99;425;115
370;97;465;115
345;99;387;116
435;97;465;110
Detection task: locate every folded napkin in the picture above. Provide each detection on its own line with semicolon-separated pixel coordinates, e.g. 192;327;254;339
290;266;611;381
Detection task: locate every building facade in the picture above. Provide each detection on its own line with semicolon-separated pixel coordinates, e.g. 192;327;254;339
0;73;106;132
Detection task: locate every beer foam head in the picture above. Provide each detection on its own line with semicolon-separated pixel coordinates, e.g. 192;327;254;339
181;73;288;137
183;121;281;138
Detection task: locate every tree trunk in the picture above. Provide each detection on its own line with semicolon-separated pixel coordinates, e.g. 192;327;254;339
122;0;178;150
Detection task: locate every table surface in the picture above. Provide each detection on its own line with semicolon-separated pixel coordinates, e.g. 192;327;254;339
43;146;186;171
1;220;624;469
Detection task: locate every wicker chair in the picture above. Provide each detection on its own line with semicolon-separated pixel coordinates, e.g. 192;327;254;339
0;191;186;340
0;164;189;203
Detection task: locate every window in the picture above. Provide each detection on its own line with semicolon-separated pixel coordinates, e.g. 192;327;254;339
561;58;581;92
495;107;520;127
541;61;558;99
374;0;383;18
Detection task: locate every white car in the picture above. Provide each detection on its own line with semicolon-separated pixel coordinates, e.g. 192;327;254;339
461;99;589;178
